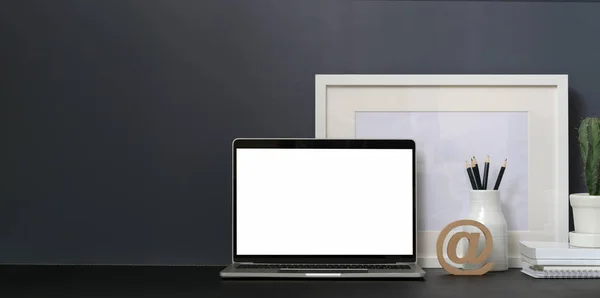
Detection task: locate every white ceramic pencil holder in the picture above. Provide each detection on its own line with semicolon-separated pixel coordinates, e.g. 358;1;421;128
463;190;509;271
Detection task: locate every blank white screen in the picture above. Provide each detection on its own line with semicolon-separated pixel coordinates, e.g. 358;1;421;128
236;148;413;255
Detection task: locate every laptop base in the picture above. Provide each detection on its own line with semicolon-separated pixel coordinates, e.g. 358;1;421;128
220;263;425;279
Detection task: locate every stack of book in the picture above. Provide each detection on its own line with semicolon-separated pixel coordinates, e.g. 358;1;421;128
520;241;600;278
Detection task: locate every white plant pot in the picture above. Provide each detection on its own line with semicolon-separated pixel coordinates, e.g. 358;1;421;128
570;193;600;234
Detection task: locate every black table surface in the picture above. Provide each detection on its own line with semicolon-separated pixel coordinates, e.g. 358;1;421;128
0;265;599;297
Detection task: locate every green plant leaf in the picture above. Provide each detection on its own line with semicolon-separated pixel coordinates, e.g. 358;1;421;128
580;117;600;195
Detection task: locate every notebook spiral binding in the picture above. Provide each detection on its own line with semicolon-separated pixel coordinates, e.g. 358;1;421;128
542;270;600;279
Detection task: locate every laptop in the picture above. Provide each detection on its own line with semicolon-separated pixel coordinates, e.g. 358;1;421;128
220;138;425;279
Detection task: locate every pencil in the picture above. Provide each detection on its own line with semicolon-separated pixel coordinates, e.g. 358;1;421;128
482;155;490;190
472;157;483;190
466;161;477;190
493;159;507;190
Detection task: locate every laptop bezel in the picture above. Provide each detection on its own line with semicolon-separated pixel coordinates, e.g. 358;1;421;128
232;138;417;264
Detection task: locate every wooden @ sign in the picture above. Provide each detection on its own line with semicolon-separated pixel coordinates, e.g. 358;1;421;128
436;219;494;275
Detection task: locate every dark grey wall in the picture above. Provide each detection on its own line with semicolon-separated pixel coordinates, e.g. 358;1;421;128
0;0;597;265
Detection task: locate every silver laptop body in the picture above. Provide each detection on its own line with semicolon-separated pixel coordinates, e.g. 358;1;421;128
220;139;425;279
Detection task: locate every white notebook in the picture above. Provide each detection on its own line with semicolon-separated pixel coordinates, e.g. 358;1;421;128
522;262;600;279
520;241;600;260
522;254;600;266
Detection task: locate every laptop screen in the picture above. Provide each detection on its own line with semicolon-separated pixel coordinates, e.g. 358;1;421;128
235;144;414;256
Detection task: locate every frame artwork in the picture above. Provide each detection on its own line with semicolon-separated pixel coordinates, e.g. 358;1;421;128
315;74;569;268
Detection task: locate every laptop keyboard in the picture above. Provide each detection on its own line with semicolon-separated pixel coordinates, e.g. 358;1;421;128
236;264;410;270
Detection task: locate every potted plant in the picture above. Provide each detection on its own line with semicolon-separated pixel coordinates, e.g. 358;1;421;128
571;117;600;247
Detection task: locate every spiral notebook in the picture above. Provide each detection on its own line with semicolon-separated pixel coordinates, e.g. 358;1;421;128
522;262;600;279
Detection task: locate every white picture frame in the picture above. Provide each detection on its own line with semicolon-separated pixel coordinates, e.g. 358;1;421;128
315;74;569;268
